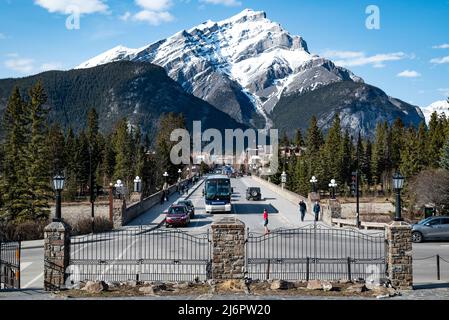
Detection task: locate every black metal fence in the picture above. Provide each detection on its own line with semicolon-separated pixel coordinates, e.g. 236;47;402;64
0;240;21;289
66;227;212;284
246;223;386;282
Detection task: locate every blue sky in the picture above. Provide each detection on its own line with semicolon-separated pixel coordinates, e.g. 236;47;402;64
0;0;448;108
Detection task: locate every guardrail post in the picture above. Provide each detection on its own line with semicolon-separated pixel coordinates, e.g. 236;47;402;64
44;221;70;291
386;221;413;289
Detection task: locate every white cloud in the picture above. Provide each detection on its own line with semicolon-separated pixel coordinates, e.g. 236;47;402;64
41;62;63;71
0;33;5;39
120;11;132;21
5;58;35;74
438;88;449;97
430;55;449;64
34;0;108;14
322;50;407;68
432;44;449;49
132;0;174;26
133;10;174;25
199;0;242;6
397;70;421;78
135;0;172;11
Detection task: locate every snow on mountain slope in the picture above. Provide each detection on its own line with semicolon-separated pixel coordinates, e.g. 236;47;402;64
77;9;362;127
421;100;449;124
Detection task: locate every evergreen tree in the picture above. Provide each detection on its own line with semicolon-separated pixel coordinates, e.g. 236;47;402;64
48;124;66;176
0;88;29;222
25;82;52;222
155;113;186;187
440;138;449;171
113;118;133;189
294;129;304;147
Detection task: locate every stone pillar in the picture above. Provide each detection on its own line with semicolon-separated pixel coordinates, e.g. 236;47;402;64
323;199;341;225
386;221;413;289
44;221;70;291
211;218;245;280
112;198;126;229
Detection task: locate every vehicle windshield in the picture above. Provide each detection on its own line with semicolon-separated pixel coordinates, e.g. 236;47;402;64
205;179;231;200
417;217;433;225
168;207;186;215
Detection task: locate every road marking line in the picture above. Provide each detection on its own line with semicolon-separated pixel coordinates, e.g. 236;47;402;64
20;262;32;272
22;272;44;289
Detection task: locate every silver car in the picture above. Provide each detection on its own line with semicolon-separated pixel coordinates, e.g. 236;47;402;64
412;216;449;243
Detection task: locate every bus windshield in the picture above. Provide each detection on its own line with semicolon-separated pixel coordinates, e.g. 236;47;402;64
205;179;231;200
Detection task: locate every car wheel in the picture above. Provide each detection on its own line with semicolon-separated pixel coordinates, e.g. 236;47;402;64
251;191;258;197
412;231;423;243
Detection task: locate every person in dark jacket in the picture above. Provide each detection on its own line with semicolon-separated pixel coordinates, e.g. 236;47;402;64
313;201;321;222
299;200;307;222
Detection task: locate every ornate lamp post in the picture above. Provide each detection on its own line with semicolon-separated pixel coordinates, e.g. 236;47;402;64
52;175;65;222
329;179;338;199
178;169;182;181
114;179;124;198
310;176;318;193
281;171;287;190
393;172;405;221
133;176;142;193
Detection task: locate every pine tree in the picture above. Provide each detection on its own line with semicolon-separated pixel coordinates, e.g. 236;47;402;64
48;124;66;175
0;87;30;222
440;138;449;171
427;112;446;168
113;118;133;188
400;127;421;179
371;122;387;187
155;113;186;187
64;127;78;200
294;129;304;147
305;116;324;183
25;82;52;222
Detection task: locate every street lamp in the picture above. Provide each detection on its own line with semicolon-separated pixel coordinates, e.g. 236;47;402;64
163;171;169;182
52;175;65;222
393;172;405;221
114;179;124;198
178;169;182;181
329;179;338;199
310;176;318;193
281;171;287;190
134;176;142;193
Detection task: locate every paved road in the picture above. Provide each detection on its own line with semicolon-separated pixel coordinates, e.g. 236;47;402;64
6;175;449;291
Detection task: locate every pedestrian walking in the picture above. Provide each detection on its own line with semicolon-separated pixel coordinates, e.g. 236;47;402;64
263;208;270;235
160;190;165;204
299;200;307;222
313;201;321;222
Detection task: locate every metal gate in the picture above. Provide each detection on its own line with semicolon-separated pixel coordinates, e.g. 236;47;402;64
245;223;386;282
0;240;21;289
66;227;212;284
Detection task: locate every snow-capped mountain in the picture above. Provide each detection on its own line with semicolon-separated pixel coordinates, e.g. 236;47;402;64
421;100;449;124
77;9;362;127
77;8;424;136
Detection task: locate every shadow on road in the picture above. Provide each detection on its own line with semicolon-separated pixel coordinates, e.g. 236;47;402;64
413;283;449;290
232;203;279;215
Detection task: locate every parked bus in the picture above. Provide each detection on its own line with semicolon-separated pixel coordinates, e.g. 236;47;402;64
204;175;232;213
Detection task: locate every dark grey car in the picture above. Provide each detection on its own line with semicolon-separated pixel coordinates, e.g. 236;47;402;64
412;216;449;243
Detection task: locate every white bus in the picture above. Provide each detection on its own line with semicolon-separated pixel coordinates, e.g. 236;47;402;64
204;175;232;213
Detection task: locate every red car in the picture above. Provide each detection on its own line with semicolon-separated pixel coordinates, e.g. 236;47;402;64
165;205;190;228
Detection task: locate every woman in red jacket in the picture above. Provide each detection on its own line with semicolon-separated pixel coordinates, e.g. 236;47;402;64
263;208;270;235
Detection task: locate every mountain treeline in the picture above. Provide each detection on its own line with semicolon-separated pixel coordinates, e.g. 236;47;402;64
0;83;187;225
272;107;449;214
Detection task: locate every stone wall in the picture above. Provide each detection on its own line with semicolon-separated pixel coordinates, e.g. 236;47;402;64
44;221;70;291
250;175;307;205
113;178;193;228
386;221;413;289
211;218;246;280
